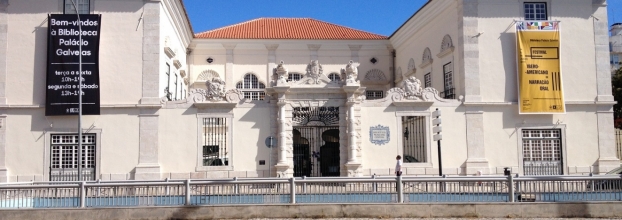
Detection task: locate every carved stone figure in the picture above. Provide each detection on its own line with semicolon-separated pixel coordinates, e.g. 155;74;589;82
206;77;227;101
274;60;289;85
305;60;323;84
402;75;423;100
341;60;359;84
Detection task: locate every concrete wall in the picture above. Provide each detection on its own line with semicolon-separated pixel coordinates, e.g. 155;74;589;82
1;203;621;219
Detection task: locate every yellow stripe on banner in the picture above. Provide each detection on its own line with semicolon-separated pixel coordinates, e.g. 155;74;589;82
516;21;565;114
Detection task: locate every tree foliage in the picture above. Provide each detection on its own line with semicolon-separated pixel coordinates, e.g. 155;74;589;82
613;67;622;128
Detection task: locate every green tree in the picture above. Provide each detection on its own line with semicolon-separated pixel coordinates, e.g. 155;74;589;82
613;66;622;128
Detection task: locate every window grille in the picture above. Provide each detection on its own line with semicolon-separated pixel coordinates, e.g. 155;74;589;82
366;90;384;100
50;134;96;181
442;62;455;99
202;118;229;166
328;73;341;82
236;74;266;100
64;0;90;14
424;73;431;88
402;116;427;163
524;2;547;20
287;73;302;82
522;129;563;175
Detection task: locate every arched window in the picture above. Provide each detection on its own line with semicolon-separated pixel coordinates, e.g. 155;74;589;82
328;73;341;82
287;73;302;82
236;74;266;100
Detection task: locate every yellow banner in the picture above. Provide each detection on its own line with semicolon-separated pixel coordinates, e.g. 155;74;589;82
516;21;564;114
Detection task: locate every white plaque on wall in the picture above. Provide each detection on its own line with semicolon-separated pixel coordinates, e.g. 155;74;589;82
369;125;390;145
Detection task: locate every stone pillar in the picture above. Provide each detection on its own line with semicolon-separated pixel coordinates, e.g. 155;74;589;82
0;0;8;105
223;44;236;90
273;87;292;177
135;1;162;180
343;86;363;177
459;0;489;174
308;44;321;61
139;0;161;105
266;44;278;86
135;109;160;180
592;0;618;173
0;115;6;182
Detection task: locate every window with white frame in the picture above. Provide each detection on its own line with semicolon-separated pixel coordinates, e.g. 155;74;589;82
64;0;90;14
287;73;302;82
165;63;172;101
524;2;547;20
236;74;266;100
402;116;427;163
174;75;179;100
522;129;563;175
424;73;431;88
202;118;229;166
366;90;384;100
442;62;454;99
50;134;96;181
328;73;341;82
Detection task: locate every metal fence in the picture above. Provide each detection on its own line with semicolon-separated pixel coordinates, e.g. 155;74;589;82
0;175;620;208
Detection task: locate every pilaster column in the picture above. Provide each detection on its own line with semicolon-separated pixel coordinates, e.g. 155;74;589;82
273;87;292;177
0;0;8;105
223;44;236;90
135;109;161;180
308;44;321;61
348;45;362;63
343;86;363;177
464;107;489;174
0;115;6;182
266;44;279;86
139;0;161;105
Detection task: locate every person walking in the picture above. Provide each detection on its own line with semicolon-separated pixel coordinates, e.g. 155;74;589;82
395;155;402;176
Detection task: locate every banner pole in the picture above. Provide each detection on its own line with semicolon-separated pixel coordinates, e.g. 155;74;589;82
70;0;83;181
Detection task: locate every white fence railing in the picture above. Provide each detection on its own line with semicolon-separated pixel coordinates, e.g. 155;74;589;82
0;175;620;208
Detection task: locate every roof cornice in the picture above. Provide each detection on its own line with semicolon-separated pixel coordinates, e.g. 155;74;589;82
390;0;455;49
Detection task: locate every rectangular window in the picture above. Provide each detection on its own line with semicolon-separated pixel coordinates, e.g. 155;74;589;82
402;116;427;163
174;75;179;100
50;134;96;181
165;64;172;101
441;62;454;99
202;118;229;166
366;90;384;100
424;73;431;88
64;0;90;14
522;129;563;175
524;2;547;20
243;92;266;101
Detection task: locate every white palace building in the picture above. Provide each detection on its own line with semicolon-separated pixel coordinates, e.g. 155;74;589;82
0;0;619;182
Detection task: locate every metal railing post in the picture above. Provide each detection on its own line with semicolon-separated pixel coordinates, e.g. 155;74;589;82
233;177;239;194
165;178;170;195
302;176;307;193
185;179;191;206
289;177;296;204
397;175;403;203
372;174;377;192
79;181;86;208
508;174;515;202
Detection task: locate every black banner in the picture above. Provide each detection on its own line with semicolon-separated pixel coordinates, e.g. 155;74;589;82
46;14;101;116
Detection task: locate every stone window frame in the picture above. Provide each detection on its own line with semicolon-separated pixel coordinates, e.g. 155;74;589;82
395;111;432;168
44;128;102;181
60;0;94;14
521;1;551;21
515;124;568;176
196;113;234;172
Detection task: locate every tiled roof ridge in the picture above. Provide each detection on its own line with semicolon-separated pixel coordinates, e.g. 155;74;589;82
195;17;388;39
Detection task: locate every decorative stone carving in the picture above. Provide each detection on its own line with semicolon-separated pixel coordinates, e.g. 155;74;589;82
379;75;449;102
274;60;289;85
441;34;454;52
224;89;245;103
188;88;207;103
362;69;388;85
305;60;324;84
341;60;359;84
402;75;423;99
408;58;416;71
197;70;220;81
206;77;227;101
420;48;433;68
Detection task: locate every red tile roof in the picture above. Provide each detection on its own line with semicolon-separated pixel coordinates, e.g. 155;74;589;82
195;18;388;40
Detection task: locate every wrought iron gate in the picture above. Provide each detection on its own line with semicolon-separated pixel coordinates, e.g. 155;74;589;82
292;107;340;177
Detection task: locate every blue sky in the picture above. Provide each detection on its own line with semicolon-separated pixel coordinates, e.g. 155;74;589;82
183;0;622;36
